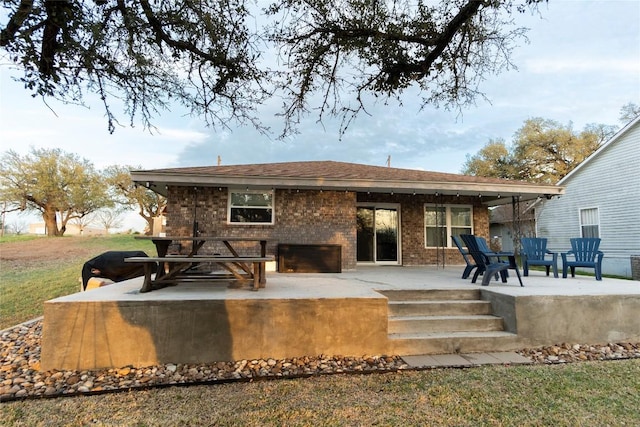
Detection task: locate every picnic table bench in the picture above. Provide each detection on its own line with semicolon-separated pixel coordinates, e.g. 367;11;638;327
128;236;274;293
126;255;274;292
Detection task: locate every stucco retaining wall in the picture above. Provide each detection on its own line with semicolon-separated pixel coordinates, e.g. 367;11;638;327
41;296;389;371
485;291;640;346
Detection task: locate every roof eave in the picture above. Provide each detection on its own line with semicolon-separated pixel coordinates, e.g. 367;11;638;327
131;171;564;205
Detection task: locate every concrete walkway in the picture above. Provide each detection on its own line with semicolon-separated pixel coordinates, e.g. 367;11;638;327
401;352;532;368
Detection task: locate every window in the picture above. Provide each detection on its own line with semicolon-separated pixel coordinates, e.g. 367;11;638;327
579;207;599;238
425;205;473;247
228;190;274;224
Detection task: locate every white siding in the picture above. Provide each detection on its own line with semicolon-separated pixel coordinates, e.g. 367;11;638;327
537;120;640;277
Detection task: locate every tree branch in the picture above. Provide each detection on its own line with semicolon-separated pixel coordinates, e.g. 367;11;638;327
0;0;33;47
383;0;488;82
39;0;73;76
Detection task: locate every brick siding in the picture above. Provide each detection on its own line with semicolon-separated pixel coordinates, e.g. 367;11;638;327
165;187;357;269
357;193;489;266
164;186;489;270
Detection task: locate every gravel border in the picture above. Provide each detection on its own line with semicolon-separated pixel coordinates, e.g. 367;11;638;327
2;319;639;403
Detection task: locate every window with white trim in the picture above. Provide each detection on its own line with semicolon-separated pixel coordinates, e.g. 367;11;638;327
425;205;473;247
579;207;599;238
228;190;274;224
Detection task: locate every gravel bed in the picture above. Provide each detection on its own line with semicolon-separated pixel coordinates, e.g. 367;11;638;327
2;319;639;402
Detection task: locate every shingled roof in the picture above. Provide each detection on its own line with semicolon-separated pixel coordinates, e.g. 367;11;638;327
131;160;563;206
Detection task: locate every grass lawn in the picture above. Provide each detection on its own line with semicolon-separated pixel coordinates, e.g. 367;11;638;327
0;234;155;330
1;360;639;426
1;235;640;425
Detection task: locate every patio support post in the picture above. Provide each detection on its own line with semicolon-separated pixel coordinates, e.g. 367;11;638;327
435;192;446;269
512;196;521;258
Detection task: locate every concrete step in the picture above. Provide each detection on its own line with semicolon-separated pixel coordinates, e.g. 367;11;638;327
389;331;520;355
388;314;504;334
388;300;493;316
401;352;533;368
380;289;481;301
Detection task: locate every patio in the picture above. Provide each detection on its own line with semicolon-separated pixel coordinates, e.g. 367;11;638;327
40;266;640;371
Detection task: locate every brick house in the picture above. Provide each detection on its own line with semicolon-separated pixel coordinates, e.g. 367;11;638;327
131;161;562;270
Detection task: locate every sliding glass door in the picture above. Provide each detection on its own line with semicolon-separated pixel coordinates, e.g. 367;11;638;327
357;205;400;264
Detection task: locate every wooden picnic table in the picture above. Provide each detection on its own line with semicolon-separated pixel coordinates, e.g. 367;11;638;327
128;236;273;293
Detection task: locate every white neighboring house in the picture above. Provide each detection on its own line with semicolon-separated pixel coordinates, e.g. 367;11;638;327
536;115;640;278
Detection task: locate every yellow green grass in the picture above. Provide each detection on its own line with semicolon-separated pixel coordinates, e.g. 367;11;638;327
0;234;154;329
2;360;640;426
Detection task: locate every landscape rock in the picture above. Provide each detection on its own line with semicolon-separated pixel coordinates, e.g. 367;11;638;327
1;319;639;402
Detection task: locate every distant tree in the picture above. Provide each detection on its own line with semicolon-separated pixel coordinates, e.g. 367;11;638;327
461;138;518;180
94;208;124;235
463;118;616;184
104;165;166;235
1;0;545;136
512;118;613;183
72;213;95;236
619;102;640;124
0;148;111;236
7;219;28;235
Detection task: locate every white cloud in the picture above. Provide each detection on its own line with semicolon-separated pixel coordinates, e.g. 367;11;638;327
152;127;208;142
525;58;640;74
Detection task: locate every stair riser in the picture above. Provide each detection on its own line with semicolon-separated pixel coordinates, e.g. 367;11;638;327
391;336;520;355
381;289;481;301
389;302;492;316
389;318;504;334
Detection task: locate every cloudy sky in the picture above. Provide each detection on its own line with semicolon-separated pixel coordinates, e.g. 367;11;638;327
1;1;639;229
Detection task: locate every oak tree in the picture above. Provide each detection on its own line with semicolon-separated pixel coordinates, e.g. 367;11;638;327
2;0;544;135
0;0;268;133
0;148;110;236
461;138;517;180
267;0;542;135
104;165;166;235
462;118;616;184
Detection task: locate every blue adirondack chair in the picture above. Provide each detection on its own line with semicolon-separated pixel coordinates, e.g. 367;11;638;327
521;237;558;278
475;236;493;253
561;238;604;280
475;236;511;275
452;235;477;279
460;234;523;286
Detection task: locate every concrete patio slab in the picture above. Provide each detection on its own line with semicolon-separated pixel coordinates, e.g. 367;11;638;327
40;265;640;371
67;265;640;302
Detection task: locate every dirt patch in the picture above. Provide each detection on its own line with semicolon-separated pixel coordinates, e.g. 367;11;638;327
0;237;93;270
